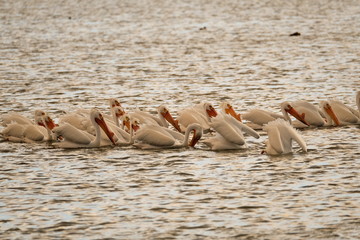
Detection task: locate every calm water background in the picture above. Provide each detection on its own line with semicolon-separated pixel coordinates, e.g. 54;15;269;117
1;0;360;239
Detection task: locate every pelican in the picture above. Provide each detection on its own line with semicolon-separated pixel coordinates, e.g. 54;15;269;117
59;110;94;134
203;114;260;150
280;101;313;128
221;101;286;129
281;101;340;127
52;108;116;148
1;112;33;126
177;102;218;132
108;106;126;128
262;119;307;155
109;98;121;108
157;105;182;132
112;114;139;146
220;101;242;122
1;111;56;143
319;91;360;125
133;123;203;149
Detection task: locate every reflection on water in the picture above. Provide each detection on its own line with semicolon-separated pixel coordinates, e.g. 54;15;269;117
1;0;360;239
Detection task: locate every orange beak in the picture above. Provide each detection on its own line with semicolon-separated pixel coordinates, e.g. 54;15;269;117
189;130;201;147
111;100;121;108
123;119;131;132
45;117;57;130
324;105;340;126
116;109;125;118
132;123;140;132
37;121;46;128
162;111;182;132
286;107;310;126
225;105;242;122
206;107;218;118
95;116;116;145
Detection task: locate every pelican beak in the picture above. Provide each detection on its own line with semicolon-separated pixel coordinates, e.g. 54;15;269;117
286;107;310;126
189;130;201;147
225;105;242;122
37;121;46;127
132;123;140;132
95;117;116;145
123;119;131;132
206;107;218;118
116;109;125;118
324;105;340;126
162;110;182;132
45;116;57;130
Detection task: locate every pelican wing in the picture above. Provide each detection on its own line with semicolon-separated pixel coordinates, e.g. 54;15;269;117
293;101;319;112
225;115;260;139
330;100;359;123
53;123;93;145
286;126;307;152
23;125;44;142
157;126;184;141
203;134;241;150
210;115;245;145
133;110;164;126
59;113;92;132
134;126;175;146
1;112;33;126
2;123;26;138
242;109;279;125
178;109;210;129
131;111;160;126
264;125;284;154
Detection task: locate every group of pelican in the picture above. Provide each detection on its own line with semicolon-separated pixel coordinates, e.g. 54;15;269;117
1;91;359;155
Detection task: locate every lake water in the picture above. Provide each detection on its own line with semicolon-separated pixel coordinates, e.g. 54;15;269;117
1;0;360;239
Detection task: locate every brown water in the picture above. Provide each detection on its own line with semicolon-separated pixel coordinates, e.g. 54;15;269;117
1;0;360;239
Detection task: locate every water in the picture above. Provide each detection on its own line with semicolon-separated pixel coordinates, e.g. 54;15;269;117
1;0;360;239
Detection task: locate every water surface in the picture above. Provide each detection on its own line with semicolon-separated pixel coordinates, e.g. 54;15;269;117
1;0;360;239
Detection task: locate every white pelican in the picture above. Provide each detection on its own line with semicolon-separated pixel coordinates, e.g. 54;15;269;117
203;114;260;150
280;101;312;127
220;101;242;122
1;111;56;143
242;109;286;129
52;108;116;148
262;119;307;155
319;92;360;125
281;101;340;127
109;98;121;108
220;101;285;130
132;123;203;149
111;114;140;146
177;102;218;132
157;105;182;132
114;103;181;132
1;112;33;126
108;106;126;128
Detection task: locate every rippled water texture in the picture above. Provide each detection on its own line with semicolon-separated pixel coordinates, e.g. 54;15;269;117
1;0;360;239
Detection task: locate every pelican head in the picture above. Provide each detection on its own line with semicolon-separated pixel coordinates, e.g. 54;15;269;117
113;106;126;118
158;105;182;132
319;101;340;126
204;103;218;118
220;101;242;122
187;123;203;147
109;98;121;108
131;118;140;132
91;108;116;145
280;101;310;126
122;114;131;132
